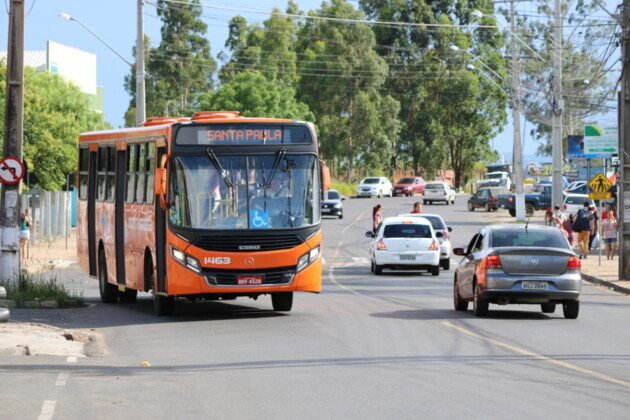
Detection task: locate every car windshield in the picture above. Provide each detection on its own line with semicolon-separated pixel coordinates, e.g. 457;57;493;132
327;190;340;200
383;224;432;238
362;178;380;184
168;154;320;230
425;183;444;189
491;230;569;248
421;216;446;230
398;178;415;184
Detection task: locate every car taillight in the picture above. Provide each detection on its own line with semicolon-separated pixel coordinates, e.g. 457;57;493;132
485;254;502;269
508;196;513;203
489;197;496;202
429;240;439;250
377;239;387;250
567;256;581;269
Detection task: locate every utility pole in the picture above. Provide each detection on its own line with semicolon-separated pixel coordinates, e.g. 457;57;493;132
510;0;526;221
136;0;146;126
1;0;24;285
620;0;630;280
551;0;564;210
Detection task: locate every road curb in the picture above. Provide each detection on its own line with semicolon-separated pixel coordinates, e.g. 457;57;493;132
582;274;630;296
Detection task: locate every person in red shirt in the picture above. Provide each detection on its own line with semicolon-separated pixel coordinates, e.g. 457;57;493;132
601;203;617;221
409;202;422;214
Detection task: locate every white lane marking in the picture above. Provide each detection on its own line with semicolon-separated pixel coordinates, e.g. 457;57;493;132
67;356;78;363
37;400;56;420
443;321;630;389
55;373;69;387
352;257;369;263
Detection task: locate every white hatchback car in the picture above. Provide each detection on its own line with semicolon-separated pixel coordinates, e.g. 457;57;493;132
398;213;453;270
423;181;456;205
365;216;441;276
563;193;595;214
356;177;393;198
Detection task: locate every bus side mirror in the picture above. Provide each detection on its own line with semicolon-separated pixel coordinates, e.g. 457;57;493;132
155;154;168;209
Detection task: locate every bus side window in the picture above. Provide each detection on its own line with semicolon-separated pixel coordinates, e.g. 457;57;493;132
145;142;156;204
97;146;107;201
78;147;89;200
105;145;116;201
136;143;147;203
126;144;137;203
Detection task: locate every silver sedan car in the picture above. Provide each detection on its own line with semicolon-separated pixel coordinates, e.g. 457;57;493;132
453;224;581;318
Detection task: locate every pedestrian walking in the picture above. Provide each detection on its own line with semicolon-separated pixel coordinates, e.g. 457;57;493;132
602;212;619;260
589;206;599;251
601;203;617;221
574;202;593;259
372;204;383;233
562;214;575;248
20;208;32;266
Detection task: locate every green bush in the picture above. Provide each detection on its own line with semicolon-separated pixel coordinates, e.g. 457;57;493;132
1;272;84;306
330;181;356;197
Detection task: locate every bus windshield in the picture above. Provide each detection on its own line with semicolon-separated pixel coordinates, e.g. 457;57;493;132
168;153;320;230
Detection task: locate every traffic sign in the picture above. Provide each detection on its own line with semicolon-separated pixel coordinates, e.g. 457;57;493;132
0;157;25;185
588;172;612;193
589;192;612;200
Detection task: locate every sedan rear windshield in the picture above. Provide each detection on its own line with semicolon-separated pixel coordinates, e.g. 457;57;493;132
398;178;415;184
384;224;432;238
491;230;569;249
425;183;445;189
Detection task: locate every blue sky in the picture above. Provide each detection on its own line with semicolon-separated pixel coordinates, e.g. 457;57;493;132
0;0;620;159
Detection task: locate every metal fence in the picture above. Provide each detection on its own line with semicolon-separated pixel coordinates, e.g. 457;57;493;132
20;189;76;245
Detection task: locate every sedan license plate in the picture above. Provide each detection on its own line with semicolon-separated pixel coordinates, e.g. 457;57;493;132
400;255;416;261
236;275;264;285
522;281;548;290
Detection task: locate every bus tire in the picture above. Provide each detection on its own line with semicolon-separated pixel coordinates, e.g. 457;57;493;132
119;288;138;304
271;292;293;311
154;294;175;316
99;250;118;304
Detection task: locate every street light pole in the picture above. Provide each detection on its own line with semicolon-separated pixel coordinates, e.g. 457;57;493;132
551;0;564;210
509;0;526;221
1;0;25;285
136;0;146;126
59;11;146;126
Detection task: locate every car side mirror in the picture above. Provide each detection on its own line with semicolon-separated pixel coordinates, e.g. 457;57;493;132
453;247;466;256
341;197;346;201
435;231;443;238
448;227;452;232
365;231;375;238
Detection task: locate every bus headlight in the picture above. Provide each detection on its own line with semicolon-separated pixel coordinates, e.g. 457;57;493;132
171;246;201;273
297;246;320;272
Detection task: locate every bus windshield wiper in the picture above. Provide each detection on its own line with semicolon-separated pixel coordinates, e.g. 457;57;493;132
206;148;234;189
264;148;286;189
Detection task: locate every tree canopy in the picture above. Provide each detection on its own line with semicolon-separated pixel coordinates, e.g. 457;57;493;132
0;64;110;190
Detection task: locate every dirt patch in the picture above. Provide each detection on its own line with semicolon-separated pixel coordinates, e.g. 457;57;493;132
0;322;103;357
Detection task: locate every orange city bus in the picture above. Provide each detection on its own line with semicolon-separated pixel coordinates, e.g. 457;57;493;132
77;111;326;315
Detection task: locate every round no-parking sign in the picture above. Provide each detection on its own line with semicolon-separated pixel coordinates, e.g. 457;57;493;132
0;157;25;185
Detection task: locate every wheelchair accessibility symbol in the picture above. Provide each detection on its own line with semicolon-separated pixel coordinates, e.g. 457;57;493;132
250;210;270;229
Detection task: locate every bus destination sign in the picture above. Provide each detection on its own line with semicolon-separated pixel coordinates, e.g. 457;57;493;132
204;128;282;143
176;125;312;145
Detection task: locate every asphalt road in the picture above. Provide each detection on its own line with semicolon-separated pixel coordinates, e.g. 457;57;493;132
3;195;630;419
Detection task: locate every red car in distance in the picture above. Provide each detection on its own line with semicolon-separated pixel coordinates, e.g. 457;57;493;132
392;177;427;197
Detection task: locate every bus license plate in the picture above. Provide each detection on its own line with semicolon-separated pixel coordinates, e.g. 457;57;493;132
522;281;548;290
400;255;416;261
236;275;264;285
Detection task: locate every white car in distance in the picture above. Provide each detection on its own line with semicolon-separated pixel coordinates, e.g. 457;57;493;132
356;177;393;198
365;216;441;276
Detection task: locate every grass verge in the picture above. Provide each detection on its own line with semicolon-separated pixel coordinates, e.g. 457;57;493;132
1;272;85;307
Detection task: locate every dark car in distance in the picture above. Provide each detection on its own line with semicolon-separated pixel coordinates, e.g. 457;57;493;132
392;177;426;197
322;189;344;219
467;187;509;212
453;224;581;318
